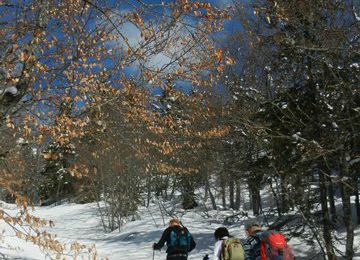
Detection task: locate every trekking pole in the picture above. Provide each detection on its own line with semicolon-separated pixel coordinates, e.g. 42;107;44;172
152;248;155;260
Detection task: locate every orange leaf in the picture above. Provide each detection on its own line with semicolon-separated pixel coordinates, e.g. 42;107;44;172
215;48;222;62
226;56;235;65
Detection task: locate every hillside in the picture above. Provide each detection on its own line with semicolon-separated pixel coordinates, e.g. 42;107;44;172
2;196;358;259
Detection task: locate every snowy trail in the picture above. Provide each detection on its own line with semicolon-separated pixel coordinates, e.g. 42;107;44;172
0;202;220;259
1;201;359;259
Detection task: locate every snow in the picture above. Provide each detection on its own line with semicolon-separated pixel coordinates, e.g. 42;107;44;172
16;138;27;145
4;86;18;95
1;202;225;259
1;196;359;259
350;157;360;166
350;63;359;69
326;103;333;111
291;133;305;142
152;104;161;110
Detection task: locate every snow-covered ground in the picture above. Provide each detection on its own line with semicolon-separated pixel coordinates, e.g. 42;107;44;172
0;198;359;259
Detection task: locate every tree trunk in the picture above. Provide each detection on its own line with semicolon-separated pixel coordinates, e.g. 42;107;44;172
252;186;260;216
229;180;235;209
221;175;226;209
304;175;312;219
328;179;337;223
56;175;62;206
208;184;217;210
249;180;261;216
204;177;209;201
341;182;354;259
235;180;241;210
319;171;337;260
354;176;360;225
146;175;151;208
269;177;282;217
340;154;354;259
280;175;290;213
248;182;252;211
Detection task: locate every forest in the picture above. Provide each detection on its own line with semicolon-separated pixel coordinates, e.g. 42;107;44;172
0;0;359;259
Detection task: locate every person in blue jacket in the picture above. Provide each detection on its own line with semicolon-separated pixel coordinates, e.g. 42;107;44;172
153;218;196;260
243;223;267;260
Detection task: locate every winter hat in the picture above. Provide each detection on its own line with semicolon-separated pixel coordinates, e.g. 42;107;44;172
214;227;229;240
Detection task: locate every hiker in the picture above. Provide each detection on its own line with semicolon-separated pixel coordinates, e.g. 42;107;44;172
153;218;196;260
243;223;294;260
207;227;244;260
243;223;265;260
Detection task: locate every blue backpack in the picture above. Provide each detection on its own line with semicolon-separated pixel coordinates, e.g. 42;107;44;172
169;227;191;252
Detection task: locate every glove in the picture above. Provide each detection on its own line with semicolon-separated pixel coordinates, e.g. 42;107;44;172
153;243;160;250
203;254;209;260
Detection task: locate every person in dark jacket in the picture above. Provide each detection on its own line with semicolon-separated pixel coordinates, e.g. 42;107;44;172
243;223;268;260
153;218;196;260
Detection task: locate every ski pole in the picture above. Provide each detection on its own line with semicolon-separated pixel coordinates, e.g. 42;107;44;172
152;248;155;260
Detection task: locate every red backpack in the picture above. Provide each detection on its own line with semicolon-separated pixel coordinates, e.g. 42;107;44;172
259;232;295;260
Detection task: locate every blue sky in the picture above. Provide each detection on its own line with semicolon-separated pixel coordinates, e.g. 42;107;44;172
1;0;238;116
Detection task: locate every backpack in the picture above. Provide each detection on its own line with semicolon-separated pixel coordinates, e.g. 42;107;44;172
221;237;245;260
169;227;191;253
258;232;295;260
